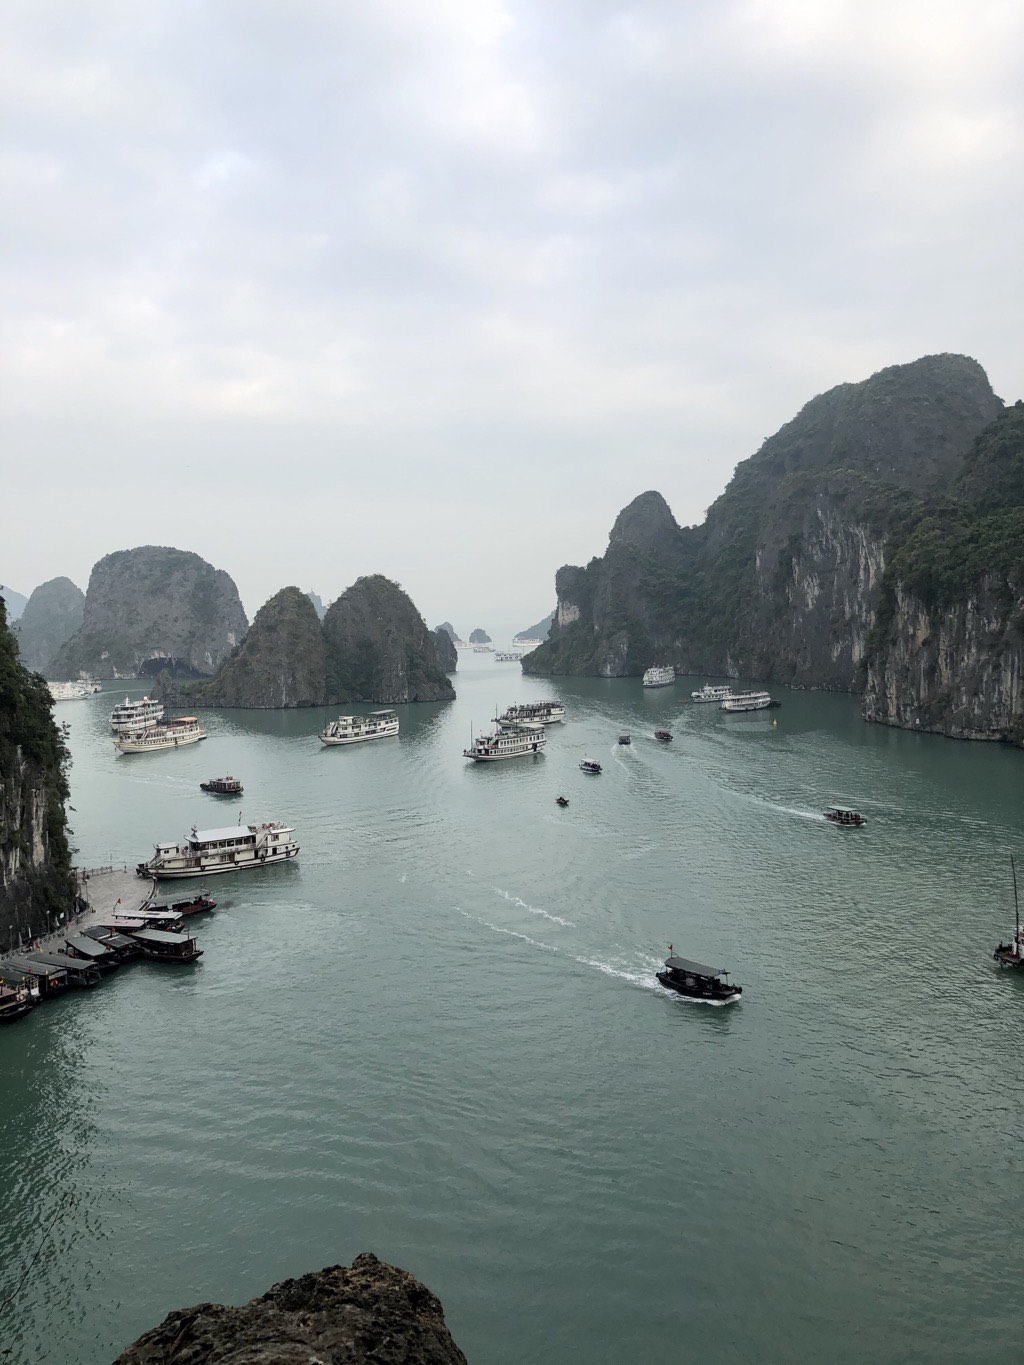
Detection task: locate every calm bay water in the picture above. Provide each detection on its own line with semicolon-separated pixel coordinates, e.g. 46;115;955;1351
2;659;1023;1363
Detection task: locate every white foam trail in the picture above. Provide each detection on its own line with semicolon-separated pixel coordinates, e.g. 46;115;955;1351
493;887;575;927
459;910;559;953
772;804;827;822
571;955;662;991
461;910;659;991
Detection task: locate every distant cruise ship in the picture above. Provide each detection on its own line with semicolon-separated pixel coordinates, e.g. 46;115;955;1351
110;695;164;732
691;684;734;703
721;691;774;713
47;680;89;701
498;700;565;725
642;665;675;689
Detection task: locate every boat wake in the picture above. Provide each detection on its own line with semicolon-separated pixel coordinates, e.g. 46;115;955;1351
492;887;575;927
459;910;660;992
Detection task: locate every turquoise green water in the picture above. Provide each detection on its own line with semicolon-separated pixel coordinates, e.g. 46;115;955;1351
2;660;1023;1363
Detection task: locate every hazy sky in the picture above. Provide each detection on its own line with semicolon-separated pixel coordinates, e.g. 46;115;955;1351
4;1;1022;640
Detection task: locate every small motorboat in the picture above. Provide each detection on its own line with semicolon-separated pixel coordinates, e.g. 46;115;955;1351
824;805;866;827
618;734;631;745
555;796;569;807
200;775;243;795
656;951;742;1005
654;730;672;742
579;759;602;775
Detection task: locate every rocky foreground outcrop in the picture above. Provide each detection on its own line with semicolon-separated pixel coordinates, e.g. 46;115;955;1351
0;600;76;953
114;1253;467;1364
324;577;456;704
433;627;458;672
525;354;1004;694
13;576;85;673
50;546;248;679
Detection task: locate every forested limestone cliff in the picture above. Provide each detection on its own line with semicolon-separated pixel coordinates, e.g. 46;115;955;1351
524;354;1024;742
524;355;1008;707
51;546;248;679
14;576;85;674
0;600;76;953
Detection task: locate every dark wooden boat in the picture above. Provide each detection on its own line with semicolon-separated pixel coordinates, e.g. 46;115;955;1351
618;734;631;745
170;892;217;917
656;953;742;1005
556;796;569;807
824;806;866;827
126;928;203;962
201;775;243;795
654;730;672;742
579;760;602;774
0;983;33;1023
994;854;1024;969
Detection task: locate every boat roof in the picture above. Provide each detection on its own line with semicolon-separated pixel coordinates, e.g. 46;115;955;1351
28;950;98;973
5;957;65;978
190;825;255;842
112;908;182;922
370;709;396;716
83;926;135;947
665;955;730;978
0;962;40;984
129;928;193;944
64;934;115;958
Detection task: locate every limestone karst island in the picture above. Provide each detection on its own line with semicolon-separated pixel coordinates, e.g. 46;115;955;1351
4;353;1024;1363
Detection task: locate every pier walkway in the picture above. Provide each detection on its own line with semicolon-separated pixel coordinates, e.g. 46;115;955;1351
0;868;154;964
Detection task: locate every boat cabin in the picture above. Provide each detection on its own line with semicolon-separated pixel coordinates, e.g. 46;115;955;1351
0;982;33;1022
656;955;742;1003
26;950;102;988
4;958;68;996
63;934;120;971
125;928;203;962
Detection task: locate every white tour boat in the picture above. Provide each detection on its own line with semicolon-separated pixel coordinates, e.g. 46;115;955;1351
691;683;734;704
642;665;676;688
721;691;774;713
497;700;565;725
114;716;207;753
319;710;399;746
464;721;546;762
136;821;299;879
109;695;165;732
47;680;90;701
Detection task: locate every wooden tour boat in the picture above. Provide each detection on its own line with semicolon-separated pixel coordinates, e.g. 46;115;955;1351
654;730;672;742
579;759;602;775
201;776;243;796
656;951;742;1005
994;853;1024;969
824;805;866;827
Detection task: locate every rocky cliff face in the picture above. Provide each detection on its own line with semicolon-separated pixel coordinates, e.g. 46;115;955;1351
468;628;491;644
863;578;1024;740
0;586;28;621
191;588;328;708
433;627;458;672
434;621;459;642
114;1253;467;1364
324;577;456;704
50;546;248;679
14;576;85;674
515;611;554;642
525;355;1003;694
0;600;76;953
306;589;328;620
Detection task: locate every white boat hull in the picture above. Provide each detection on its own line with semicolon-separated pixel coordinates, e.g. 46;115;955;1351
721;699;771;713
464;748;544;762
319;727;399;746
115;732;207;753
642;680;675;689
147;847;299;878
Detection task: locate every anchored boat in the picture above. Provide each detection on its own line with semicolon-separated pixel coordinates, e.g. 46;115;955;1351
656;952;742;1005
642;665;675;689
115;716;207;754
319;710;399;746
721;691;775;713
136;821;299;879
691;683;733;704
994;854;1024;969
497;701;565;726
109;695;164;733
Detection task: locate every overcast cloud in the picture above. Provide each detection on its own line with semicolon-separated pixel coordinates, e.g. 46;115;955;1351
3;0;1022;639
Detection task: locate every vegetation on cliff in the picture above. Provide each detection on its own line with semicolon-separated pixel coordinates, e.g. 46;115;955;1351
14;576;85;673
525;355;1004;682
0;599;76;951
51;545;248;679
433;626;458;671
188;588;328;708
323;576;455;704
515;611;554;642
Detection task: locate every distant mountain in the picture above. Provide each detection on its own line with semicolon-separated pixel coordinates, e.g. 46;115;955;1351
189;587;328;708
514;612;554;643
434;621;459;642
0;586;28;621
433;627;458;671
306;590;328;621
468;628;491;644
14;577;85;673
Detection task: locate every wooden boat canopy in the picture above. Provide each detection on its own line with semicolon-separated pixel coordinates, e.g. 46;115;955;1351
664;955;730;979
